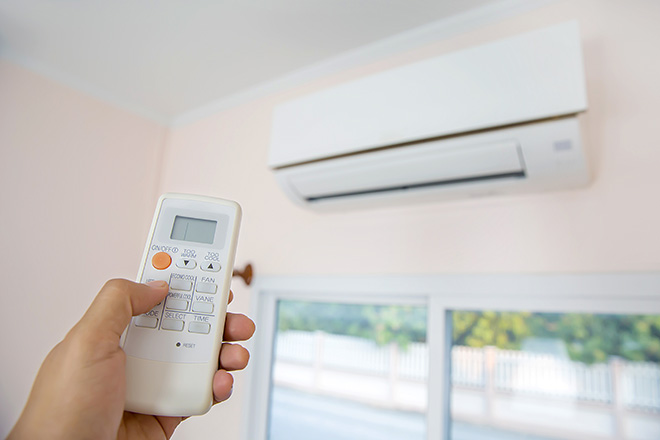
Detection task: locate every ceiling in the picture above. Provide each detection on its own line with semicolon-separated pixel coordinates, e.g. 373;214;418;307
0;0;507;124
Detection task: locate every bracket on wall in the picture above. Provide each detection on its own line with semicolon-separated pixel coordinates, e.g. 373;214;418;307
233;263;254;286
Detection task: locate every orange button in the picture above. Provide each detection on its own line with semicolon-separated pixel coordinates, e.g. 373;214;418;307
152;252;172;270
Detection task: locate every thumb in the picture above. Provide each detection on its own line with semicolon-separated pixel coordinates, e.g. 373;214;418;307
77;279;169;339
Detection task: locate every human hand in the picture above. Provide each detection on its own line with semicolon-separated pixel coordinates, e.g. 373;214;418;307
8;279;255;440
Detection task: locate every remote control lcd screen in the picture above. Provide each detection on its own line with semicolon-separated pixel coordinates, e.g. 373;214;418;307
170;216;217;244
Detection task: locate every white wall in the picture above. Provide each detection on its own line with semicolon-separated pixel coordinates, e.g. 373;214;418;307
0;60;166;434
157;1;660;438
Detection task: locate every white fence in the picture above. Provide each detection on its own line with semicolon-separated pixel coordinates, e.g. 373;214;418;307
275;330;660;412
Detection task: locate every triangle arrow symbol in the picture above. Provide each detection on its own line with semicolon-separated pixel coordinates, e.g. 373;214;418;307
184;260;189;265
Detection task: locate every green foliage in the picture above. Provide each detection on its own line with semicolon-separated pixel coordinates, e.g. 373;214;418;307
277;300;660;364
453;311;533;350
453;311;660;364
277;301;426;348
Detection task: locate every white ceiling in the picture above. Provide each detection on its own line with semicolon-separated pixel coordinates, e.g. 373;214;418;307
0;0;520;124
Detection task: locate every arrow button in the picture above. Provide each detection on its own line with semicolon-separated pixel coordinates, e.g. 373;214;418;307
202;261;221;272
176;258;197;269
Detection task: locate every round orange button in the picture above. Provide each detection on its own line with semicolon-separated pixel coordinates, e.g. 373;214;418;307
152;252;172;270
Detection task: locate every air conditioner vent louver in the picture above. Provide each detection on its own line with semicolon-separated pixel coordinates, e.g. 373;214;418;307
305;171;526;202
289;139;526;202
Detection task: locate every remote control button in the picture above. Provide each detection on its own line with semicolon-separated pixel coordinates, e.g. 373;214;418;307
176;258;197;269
201;261;220;272
192;302;214;314
152;252;172;270
165;299;188;311
135;316;158;328
196;282;217;294
162;319;184;331
170;279;192;291
189;322;211;334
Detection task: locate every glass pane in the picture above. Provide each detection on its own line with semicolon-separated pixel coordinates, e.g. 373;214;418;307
269;300;428;440
449;311;660;440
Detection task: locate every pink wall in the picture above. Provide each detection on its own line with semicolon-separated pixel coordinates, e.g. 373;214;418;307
160;0;660;277
158;1;660;438
0;60;166;434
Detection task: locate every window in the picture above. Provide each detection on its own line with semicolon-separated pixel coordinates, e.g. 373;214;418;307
269;300;428;440
245;275;660;440
449;311;660;440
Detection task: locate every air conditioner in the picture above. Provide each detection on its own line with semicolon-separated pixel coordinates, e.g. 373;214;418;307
269;21;589;209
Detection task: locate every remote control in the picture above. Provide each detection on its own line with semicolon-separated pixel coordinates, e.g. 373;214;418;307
120;193;242;416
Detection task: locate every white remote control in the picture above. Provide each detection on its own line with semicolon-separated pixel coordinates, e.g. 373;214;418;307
120;193;242;416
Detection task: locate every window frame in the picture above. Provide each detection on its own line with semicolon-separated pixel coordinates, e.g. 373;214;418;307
242;273;660;440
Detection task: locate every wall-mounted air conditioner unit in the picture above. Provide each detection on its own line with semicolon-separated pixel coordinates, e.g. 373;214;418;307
268;21;589;209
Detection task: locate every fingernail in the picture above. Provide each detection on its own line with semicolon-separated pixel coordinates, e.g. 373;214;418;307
146;280;168;289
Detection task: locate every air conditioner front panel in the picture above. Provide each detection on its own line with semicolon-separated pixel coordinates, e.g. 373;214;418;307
269;21;587;169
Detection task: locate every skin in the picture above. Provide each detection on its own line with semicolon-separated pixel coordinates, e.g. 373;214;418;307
8;279;256;440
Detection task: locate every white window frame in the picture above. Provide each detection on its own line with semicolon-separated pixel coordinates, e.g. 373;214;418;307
242;273;660;440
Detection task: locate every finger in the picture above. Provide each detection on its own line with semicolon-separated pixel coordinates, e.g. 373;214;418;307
154;415;185;439
223;312;256;342
123;413;183;440
212;370;234;403
228;290;234;305
219;343;250;371
77;279;169;339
